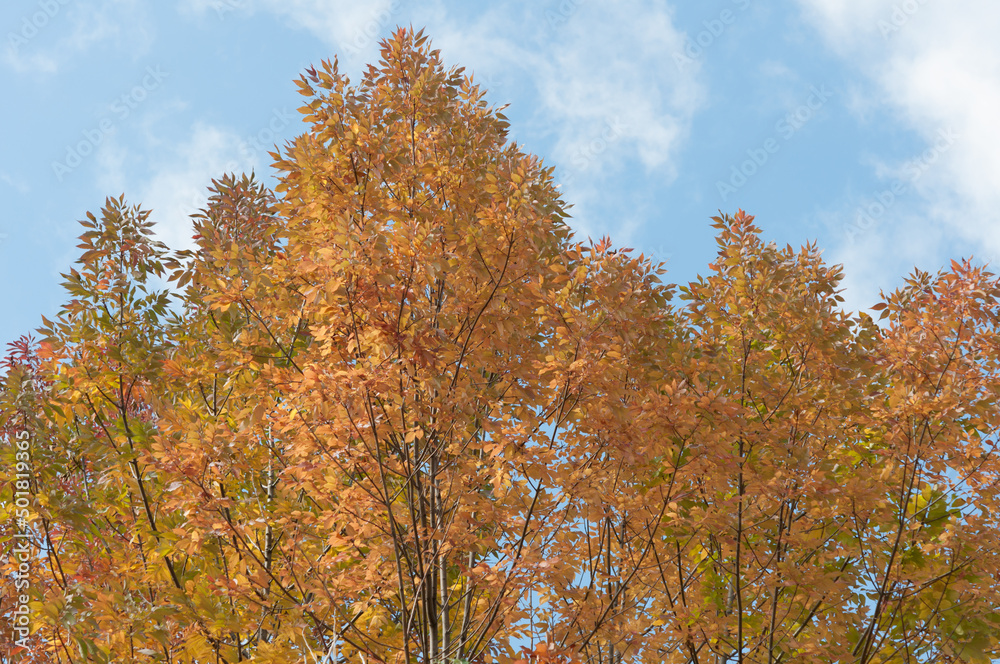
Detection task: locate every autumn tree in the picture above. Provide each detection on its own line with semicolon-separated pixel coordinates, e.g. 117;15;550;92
3;27;1000;664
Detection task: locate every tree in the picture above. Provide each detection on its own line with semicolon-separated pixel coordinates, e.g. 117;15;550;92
2;26;1000;664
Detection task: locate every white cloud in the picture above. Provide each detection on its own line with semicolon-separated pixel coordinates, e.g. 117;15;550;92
179;0;397;60
835;212;947;314
758;59;797;81
263;0;397;55
1;172;30;194
2;49;59;74
3;0;152;75
180;0;703;246
96;123;259;252
796;0;1000;308
415;0;703;243
534;3;695;173
794;0;898;48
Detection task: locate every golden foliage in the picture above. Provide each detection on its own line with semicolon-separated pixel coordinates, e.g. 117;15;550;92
2;27;999;664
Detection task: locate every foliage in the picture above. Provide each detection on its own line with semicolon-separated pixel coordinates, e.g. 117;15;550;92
2;27;1000;664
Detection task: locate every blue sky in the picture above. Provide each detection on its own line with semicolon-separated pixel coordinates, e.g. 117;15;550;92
2;0;996;347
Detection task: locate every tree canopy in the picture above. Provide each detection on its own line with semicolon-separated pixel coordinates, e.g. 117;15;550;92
2;27;1000;664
